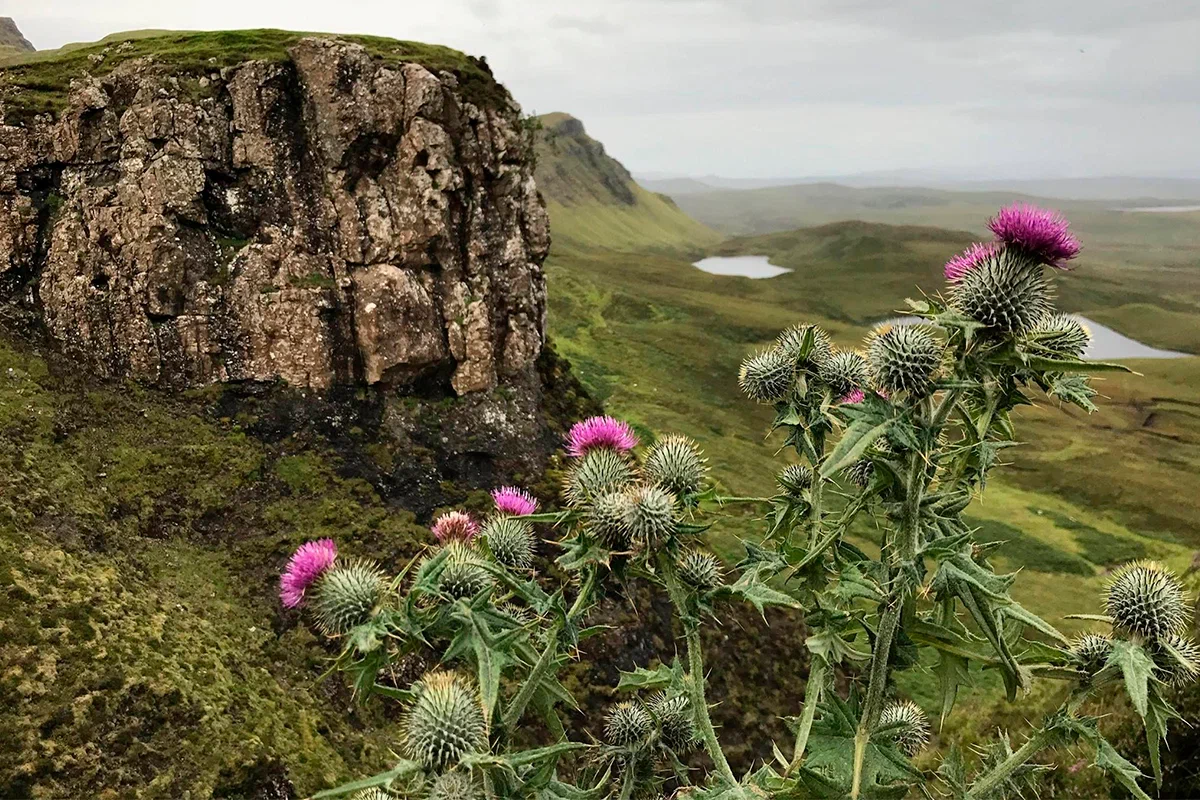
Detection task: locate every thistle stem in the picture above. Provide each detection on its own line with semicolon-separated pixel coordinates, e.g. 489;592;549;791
964;728;1053;800
787;656;827;773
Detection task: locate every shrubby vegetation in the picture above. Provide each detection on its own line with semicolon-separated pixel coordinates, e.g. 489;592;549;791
287;206;1197;799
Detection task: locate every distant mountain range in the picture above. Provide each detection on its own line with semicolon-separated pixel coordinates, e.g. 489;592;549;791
0;17;35;59
637;173;1200;203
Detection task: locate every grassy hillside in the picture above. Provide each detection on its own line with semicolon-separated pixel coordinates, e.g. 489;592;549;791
533;113;720;252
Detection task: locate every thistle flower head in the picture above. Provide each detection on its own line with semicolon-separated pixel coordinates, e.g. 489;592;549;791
427;770;480;800
944;241;1001;283
566;415;639;458
879;700;931;757
1070;633;1113;677
312;559;385;635
438;542;493;599
401;671;487;770
738;347;794;404
644;434;709;497
820;350;869;399
840;388;866;405
867;325;943;397
432;511;480;544
587;490;635;550
846;458;875;489
776;464;814;496
1029;313;1092;359
1105;560;1189;640
350;790;392;800
987;203;1081;267
625;484;679;550
562;447;636;507
951;248;1054;335
679;549;723;589
605;701;653;747
279;538;337;609
483;516;536;570
776;324;834;370
1151;633;1200;688
650;692;697;752
491;486;538;516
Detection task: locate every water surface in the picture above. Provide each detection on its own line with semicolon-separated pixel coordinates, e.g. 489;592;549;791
693;255;790;278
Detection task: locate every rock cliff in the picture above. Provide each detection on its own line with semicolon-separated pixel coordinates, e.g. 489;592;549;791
0;34;549;396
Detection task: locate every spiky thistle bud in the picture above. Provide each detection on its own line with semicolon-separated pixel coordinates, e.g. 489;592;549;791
1028;313;1091;359
1070;633;1113;677
588;490;635;550
562;447;636;507
846;458;875;488
427;770;480;800
496;602;535;627
951;248;1053;335
483;516;536;570
820;350;869;398
879;700;930;757
625;484;678;550
644;434;709;497
867;325;942;397
650;692;697;752
311;559;385;635
1105;560;1189;640
402;671;488;770
679;549;723;589
605;701;653;747
738;347;794;404
776;324;833;370
776;464;813;496
350;789;392;800
1151;633;1200;688
438;542;493;600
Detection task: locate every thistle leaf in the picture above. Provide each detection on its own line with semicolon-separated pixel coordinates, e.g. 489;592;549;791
1107;639;1156;718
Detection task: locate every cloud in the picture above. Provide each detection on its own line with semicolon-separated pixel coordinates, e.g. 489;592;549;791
11;0;1200;177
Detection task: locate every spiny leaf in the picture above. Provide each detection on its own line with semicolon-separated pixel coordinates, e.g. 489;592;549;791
821;418;894;478
1107;639;1156;718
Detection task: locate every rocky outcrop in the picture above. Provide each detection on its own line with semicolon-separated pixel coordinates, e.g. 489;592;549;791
0;18;34;56
0;36;549;396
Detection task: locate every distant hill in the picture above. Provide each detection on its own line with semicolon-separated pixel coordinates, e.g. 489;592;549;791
533;113;718;252
0;18;34;59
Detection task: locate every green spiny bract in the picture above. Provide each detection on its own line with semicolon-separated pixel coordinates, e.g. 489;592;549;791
312;559;385;636
846;458;875;488
402;671;488;771
587;490;635;550
820;350;869;398
867;325;943;397
879;700;931;757
738;347;795;404
1070;633;1113;677
678;549;723;589
776;464;813;496
1105;560;1189;640
650;692;697;751
1028;313;1091;359
562;448;636;507
483;516;536;570
438;542;493;600
625;484;679;550
776;324;833;371
644;434;709;497
1150;633;1200;688
426;769;480;800
605;701;653;746
951;248;1053;335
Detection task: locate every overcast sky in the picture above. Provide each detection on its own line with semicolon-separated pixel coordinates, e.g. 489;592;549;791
11;0;1200;179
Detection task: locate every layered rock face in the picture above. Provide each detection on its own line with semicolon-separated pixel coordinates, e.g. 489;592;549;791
0;37;549;396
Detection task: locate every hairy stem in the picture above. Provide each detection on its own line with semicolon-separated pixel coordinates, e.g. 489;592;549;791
964;728;1054;800
787;656;827;773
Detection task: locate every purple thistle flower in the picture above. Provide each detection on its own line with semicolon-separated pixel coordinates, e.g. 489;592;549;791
492;486;538;516
432;511;480;543
565;415;640;458
839;388;866;405
944;241;1000;283
987;203;1081;267
280;538;337;609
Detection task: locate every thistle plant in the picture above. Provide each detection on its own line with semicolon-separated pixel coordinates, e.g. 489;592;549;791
282;204;1193;800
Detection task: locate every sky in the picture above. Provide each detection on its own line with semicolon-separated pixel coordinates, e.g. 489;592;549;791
10;0;1200;180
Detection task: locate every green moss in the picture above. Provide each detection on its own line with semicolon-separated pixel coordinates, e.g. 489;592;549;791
0;29;505;123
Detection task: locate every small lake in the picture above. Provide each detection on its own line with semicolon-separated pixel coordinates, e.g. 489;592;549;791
877;316;1189;360
693;255;791;278
1119;205;1200;213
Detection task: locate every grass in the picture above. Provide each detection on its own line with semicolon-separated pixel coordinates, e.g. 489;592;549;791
0;29;504;122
